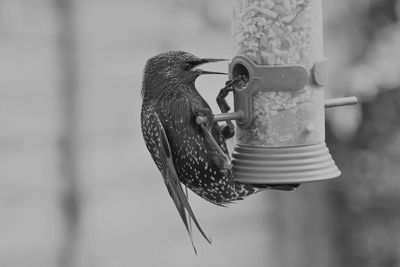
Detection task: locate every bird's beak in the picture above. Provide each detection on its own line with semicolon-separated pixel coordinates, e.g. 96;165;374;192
194;58;229;75
196;69;228;75
200;58;229;64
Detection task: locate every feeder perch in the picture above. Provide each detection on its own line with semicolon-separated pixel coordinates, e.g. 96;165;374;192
213;0;357;185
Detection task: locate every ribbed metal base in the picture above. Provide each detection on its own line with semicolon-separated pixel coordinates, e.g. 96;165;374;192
232;143;341;184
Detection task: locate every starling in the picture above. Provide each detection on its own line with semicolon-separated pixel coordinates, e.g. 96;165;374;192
141;51;296;250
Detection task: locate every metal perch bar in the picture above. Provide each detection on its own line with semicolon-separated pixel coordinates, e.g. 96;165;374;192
324;97;358;108
213;97;357;122
213;111;244;122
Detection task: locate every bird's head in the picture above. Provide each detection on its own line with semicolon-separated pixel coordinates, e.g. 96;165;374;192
142;51;227;101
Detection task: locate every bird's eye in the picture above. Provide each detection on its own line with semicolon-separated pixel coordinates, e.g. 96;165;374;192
183;62;191;70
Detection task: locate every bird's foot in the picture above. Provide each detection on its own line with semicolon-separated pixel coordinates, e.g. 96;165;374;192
195;109;214;126
211;151;232;174
216;81;234;113
221;124;235;139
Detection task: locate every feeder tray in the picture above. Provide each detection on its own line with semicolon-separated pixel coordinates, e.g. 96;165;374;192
232;143;340;184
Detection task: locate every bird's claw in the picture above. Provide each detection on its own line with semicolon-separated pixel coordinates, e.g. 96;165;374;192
216;84;233;112
196;109;214;126
211;152;232;174
196;115;209;125
221;124;235;139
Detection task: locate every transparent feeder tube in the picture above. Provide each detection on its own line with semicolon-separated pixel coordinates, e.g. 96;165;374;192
231;0;325;147
230;0;341;184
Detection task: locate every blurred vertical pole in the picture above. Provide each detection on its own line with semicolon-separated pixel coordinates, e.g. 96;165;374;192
231;1;335;266
55;0;81;266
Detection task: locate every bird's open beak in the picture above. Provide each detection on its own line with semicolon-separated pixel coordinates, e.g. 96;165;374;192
194;58;229;75
200;58;229;63
196;69;228;75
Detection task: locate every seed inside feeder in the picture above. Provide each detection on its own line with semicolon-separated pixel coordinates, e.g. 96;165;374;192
232;0;325;147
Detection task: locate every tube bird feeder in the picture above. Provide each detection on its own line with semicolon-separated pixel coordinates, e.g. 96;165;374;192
214;0;357;184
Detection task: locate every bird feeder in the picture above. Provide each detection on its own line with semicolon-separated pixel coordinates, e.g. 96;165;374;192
213;0;357;184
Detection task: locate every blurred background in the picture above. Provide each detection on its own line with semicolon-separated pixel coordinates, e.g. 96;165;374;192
1;0;400;266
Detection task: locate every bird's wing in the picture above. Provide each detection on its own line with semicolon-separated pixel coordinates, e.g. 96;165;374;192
150;112;212;251
187;93;232;172
199;122;232;171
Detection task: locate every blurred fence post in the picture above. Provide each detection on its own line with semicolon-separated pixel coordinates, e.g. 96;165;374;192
231;1;336;266
55;0;81;266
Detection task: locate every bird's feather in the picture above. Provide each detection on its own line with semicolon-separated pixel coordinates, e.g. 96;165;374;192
199;123;232;171
185;85;232;173
150;112;212;250
141;51;299;252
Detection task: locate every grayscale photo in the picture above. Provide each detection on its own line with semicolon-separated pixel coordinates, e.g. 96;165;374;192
1;0;399;266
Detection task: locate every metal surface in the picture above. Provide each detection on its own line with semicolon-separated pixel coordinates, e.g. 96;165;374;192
324;97;358;108
212;96;358;123
213;111;244;122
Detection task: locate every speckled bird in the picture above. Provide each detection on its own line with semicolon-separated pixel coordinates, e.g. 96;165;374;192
141;51;296;250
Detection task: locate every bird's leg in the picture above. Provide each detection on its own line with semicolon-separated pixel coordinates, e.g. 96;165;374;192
196;113;232;174
216;80;235;113
216;80;237;140
195;108;213;127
